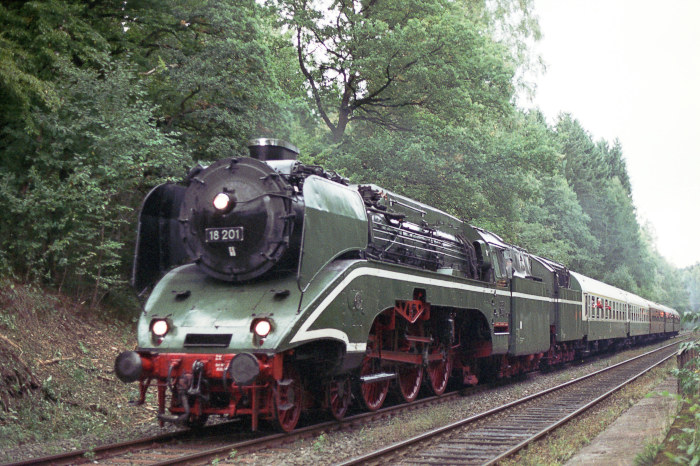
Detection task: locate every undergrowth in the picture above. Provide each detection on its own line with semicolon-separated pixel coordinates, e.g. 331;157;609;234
0;277;151;463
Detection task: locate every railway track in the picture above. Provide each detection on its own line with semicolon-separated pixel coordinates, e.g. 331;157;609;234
11;384;471;465
8;338;683;465
338;339;683;465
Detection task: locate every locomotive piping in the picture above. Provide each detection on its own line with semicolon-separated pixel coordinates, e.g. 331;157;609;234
157;389;190;424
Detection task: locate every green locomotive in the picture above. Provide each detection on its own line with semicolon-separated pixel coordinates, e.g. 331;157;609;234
115;139;680;432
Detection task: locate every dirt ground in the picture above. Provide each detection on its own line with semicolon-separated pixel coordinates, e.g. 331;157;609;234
0;279;171;463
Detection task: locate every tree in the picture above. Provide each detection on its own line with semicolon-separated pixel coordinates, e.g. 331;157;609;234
276;0;515;142
0;60;189;302
0;1;193;302
118;0;296;160
518;175;600;274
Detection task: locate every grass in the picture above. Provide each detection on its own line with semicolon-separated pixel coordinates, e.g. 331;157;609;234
635;440;663;465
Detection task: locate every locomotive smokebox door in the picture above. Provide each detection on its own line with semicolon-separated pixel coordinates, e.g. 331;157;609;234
179;157;295;282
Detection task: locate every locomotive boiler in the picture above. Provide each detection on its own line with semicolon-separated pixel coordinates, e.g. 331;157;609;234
115;139;679;432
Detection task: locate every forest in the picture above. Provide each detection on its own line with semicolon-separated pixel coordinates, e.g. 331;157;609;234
0;0;698;315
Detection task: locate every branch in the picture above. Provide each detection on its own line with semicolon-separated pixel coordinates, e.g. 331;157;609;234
38;356;76;366
0;333;21;352
179;86;201;113
297;26;336;134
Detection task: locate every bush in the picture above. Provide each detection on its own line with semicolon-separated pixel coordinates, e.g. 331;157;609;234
0;60;190;305
667;313;700;465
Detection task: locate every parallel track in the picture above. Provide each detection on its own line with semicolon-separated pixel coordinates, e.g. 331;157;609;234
338;339;683;465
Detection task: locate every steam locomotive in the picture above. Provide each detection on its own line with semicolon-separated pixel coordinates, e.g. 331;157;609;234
115;139;680;432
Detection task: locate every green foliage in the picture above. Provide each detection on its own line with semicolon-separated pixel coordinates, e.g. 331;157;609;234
276;0;516;142
0;0;287;302
0;0;690;319
120;0;294;160
518;174;600;271
553;114;660;292
0;50;189;303
634;440;662;466
312;432;327;452
683;264;700;316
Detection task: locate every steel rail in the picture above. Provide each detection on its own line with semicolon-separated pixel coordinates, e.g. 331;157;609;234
484;342;680;465
4;429;195;466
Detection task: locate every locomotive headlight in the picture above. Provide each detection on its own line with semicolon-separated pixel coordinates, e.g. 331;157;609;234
151;318;169;337
252;319;272;338
213;192;231;211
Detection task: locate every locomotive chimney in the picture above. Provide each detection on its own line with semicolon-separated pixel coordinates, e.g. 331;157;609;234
247;138;299;161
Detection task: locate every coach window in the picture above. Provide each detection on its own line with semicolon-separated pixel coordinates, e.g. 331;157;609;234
592;297;597;319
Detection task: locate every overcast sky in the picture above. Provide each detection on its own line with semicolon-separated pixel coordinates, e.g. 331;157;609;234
527;0;700;269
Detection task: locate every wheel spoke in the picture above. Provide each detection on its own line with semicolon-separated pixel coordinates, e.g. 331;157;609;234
359;356;389;411
273;365;303;432
397;364;423;402
327;376;351;420
427;346;450;395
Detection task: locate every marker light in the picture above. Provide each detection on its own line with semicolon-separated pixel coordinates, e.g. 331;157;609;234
253;319;272;338
213;192;231;211
151;319;169;337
